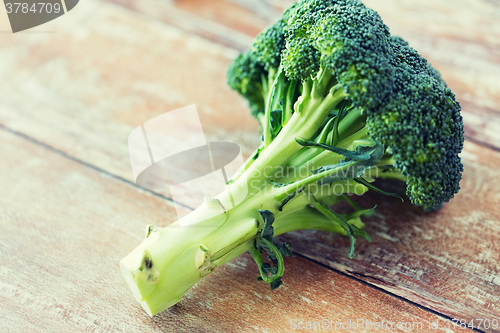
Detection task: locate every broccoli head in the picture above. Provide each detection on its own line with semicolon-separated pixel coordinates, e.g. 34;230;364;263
228;0;464;210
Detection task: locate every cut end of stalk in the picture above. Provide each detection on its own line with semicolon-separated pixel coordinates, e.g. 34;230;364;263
120;225;208;316
120;246;190;316
120;255;155;317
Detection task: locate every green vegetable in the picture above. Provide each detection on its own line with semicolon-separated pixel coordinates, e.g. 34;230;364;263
121;0;464;316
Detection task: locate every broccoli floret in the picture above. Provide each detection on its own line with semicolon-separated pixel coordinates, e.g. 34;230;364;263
251;21;286;71
122;0;464;316
389;36;445;83
227;52;266;117
367;71;463;208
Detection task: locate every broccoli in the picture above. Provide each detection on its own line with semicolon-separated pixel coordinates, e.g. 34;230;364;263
121;0;464;316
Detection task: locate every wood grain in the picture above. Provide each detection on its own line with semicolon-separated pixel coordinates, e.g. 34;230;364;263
0;0;261;206
0;0;499;330
105;0;258;50
277;140;500;328
0;128;460;332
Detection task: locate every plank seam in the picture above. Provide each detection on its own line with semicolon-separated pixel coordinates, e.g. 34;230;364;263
464;135;500;153
104;0;250;51
292;252;486;333
0;123;194;211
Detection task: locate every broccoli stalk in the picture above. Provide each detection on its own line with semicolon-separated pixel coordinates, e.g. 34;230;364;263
120;78;373;314
121;0;464;316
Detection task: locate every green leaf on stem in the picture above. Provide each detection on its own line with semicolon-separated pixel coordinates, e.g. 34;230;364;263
354;177;404;201
250;210;292;290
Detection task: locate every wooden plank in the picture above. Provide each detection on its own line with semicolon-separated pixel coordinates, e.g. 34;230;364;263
277;139;500;329
105;0;258;50
0;0;261;206
0;128;460;332
0;0;498;328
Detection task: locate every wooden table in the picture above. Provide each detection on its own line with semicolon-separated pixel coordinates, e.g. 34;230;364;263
1;0;499;332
